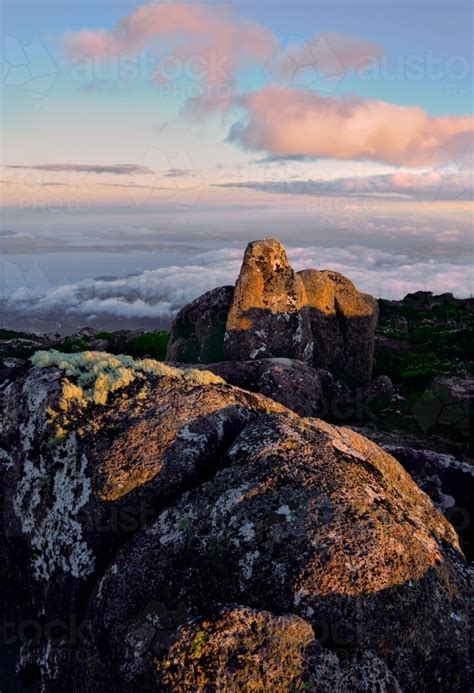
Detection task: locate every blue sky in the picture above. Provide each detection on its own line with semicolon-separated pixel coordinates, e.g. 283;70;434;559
3;0;472;113
2;0;472;193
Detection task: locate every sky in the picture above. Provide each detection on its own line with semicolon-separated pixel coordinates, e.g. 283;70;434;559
1;0;473;329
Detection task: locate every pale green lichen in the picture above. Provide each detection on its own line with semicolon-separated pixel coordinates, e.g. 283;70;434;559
31;350;225;408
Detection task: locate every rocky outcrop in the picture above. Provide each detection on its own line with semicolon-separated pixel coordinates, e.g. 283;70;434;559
2;353;471;691
0;352;285;690
166;285;234;363
166;239;378;388
223;239;313;362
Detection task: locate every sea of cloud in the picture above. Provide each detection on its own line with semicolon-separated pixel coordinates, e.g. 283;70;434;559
5;244;471;328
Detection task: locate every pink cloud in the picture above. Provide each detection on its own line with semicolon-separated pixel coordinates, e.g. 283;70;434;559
64;4;382;113
229;86;474;166
64;2;277;80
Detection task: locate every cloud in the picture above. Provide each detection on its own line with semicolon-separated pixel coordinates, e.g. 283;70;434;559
265;32;383;87
228;86;474;166
5;163;150;175
7;245;472;324
163;168;193;178
63;3;384;118
217;169;473;202
64;1;276;102
63;4;381;85
61;4;471;169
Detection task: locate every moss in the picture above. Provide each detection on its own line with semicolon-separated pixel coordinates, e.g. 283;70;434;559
178;518;190;531
400;353;465;382
31;350;226;439
31;350;225;409
375;325;405;340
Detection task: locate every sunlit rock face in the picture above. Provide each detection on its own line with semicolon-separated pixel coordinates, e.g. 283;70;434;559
166;239;378;387
223;239;313;363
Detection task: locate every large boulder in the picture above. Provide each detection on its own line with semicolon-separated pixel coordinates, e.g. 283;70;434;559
74;414;470;692
3;351;470;691
197;357;327;417
166;285;234;363
299;269;378;387
0;351;286;689
223;239;314;362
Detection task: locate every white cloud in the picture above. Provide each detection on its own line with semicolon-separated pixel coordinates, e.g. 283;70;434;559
7;245;472;324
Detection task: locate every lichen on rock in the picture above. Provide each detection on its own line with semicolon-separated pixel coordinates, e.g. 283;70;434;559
31;349;225;408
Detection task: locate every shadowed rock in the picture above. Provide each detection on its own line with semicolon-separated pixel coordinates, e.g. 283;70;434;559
166;286;234;363
299;268;378;387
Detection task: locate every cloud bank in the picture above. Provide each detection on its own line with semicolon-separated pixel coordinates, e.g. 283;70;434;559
217;169;473;202
6;163;150;175
7;246;472;323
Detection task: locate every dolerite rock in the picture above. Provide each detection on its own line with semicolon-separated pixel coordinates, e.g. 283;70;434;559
75;415;470;692
193;359;392;421
198;357;327;417
299;269;378;387
327;374;394;422
0;353;285;690
166;285;234;363
3;352;471;691
166;239;378;389
256;358;325;417
155;606;316;691
223;239;313;362
154;606;400;692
